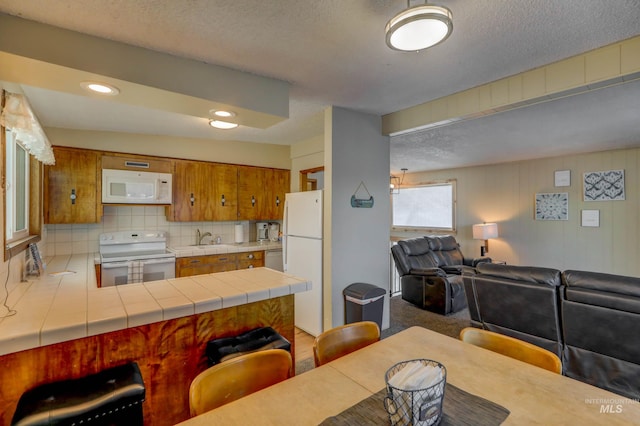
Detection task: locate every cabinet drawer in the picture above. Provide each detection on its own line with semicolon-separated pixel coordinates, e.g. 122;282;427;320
238;251;264;261
237;259;265;269
177;254;237;268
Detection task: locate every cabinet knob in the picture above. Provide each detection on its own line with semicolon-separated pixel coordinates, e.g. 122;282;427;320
247;254;254;259
221;194;225;206
70;189;77;205
189;259;200;264
251;195;256;207
276;196;280;206
190;193;195;206
248;264;254;269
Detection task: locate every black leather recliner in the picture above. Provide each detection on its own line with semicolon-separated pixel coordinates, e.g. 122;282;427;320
463;263;563;357
561;270;640;399
391;236;488;315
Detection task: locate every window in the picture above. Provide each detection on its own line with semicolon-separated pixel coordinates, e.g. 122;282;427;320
5;129;30;242
392;180;456;232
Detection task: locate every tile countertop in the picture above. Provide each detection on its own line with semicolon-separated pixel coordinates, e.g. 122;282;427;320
168;241;282;258
0;252;309;357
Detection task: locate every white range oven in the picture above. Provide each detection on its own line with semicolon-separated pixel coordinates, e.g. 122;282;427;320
99;230;176;286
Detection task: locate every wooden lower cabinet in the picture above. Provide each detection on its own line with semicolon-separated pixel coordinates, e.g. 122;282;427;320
176;251;265;277
0;295;295;426
176;254;237;277
237;250;265;269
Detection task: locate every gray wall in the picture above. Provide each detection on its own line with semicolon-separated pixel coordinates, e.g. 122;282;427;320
327;107;391;329
393;147;640;276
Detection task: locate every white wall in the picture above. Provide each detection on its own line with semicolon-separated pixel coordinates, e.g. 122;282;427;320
394;147;640;276
290;135;324;192
326;107;391;329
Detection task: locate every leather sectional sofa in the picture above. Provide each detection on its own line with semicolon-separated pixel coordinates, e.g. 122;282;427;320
391;236;490;315
464;263;640;399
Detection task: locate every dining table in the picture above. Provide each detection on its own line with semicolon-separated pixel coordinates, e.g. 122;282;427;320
177;326;640;425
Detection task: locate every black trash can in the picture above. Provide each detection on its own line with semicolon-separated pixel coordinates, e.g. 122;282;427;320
344;282;386;329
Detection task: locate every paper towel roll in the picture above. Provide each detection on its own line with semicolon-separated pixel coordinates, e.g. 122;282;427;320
234;224;244;243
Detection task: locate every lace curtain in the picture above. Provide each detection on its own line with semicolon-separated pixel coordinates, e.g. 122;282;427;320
0;91;55;165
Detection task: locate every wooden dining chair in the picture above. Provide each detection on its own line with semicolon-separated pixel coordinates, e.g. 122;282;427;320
313;321;381;367
459;327;562;374
189;348;292;416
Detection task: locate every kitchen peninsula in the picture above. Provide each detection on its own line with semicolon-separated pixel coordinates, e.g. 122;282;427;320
0;253;310;426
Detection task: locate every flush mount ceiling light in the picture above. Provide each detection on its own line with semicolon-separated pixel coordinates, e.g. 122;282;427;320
208;109;239;129
210;109;236;118
209;119;239;130
80;81;120;96
385;1;453;52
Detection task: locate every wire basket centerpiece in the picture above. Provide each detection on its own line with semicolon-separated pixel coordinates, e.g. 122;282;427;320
383;359;446;426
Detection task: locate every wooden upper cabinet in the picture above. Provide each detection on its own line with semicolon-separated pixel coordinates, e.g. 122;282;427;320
168;160;238;222
264;168;290;220
211;163;238;221
238;166;290;221
102;154;172;173
44;147;100;224
237;166;266;220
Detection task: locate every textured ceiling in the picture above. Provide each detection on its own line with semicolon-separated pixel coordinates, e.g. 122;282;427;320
1;0;640;172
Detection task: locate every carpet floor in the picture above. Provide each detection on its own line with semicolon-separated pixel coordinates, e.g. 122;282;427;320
295;295;471;374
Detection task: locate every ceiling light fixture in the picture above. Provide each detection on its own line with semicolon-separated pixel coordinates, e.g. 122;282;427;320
209;119;239;130
80;81;120;96
385;1;453;52
210;110;236;118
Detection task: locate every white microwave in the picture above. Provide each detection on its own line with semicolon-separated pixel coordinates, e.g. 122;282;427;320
102;169;172;204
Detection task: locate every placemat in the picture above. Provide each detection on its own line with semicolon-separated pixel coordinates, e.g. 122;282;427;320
320;383;510;425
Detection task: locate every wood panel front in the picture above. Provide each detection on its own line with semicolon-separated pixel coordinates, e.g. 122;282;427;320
44;147;100;224
0;295;295;426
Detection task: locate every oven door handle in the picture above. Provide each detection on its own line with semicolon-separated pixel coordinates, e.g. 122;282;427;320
101;261;131;269
141;258;176;266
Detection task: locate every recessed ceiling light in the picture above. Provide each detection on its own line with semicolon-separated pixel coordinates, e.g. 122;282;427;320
80;81;120;95
210;110;236;118
209;119;239;130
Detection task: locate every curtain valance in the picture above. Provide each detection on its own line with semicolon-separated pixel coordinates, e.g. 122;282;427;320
0;91;55;165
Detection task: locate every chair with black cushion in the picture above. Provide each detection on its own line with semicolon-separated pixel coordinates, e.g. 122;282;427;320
189;348;292;416
460;327;562;373
462;263;563;357
312;321;380;367
391;236;484;315
12;362;145;426
561;270;640;399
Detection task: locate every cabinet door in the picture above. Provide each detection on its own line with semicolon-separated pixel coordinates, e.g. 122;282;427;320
44;147;100;224
264;169;290;220
170;160;212;221
176;254;237;277
237;166;266;220
211;163;238;221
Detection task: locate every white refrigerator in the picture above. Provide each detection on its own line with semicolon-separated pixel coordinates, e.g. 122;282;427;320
283;190;323;337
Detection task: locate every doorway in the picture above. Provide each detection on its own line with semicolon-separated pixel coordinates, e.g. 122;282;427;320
299;166;324;191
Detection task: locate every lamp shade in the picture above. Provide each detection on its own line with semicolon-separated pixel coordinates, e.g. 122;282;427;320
472;223;498;240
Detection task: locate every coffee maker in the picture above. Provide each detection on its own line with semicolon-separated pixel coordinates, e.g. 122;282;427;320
256;222;269;242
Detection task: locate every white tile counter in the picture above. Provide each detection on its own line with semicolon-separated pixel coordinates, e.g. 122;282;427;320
0;252;308;356
167;241;282;258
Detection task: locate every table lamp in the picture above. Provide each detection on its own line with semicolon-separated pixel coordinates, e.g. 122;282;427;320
472;223;498;256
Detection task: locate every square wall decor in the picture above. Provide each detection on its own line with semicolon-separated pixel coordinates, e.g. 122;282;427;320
535;192;569;220
584;170;625;201
581;210;600;227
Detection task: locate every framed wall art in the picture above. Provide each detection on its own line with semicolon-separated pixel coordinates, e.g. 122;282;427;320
583;170;625;201
581;210;600;227
535;192;569;220
554;170;571;187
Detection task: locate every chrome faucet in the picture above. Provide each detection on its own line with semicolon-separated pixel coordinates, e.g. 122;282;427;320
196;229;212;245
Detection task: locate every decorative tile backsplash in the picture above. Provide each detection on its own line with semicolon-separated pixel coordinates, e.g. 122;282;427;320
43;206;252;256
